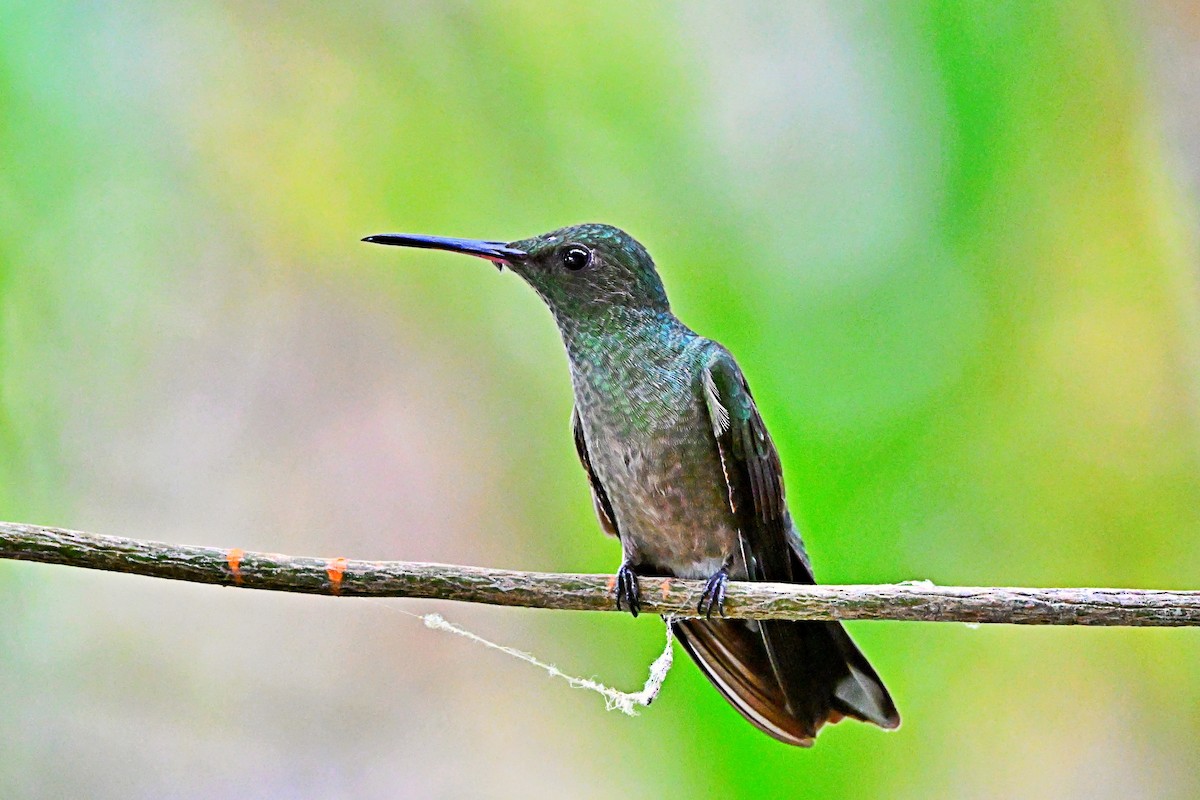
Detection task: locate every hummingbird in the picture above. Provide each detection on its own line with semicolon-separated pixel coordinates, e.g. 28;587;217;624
363;224;899;746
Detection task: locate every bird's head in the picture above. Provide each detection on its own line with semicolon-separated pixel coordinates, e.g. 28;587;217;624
363;223;669;321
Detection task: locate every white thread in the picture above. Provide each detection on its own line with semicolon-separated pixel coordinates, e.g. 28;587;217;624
369;598;676;715
419;612;675;715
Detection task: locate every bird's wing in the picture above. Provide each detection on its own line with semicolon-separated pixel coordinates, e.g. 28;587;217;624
701;346;793;582
690;346;899;739
572;407;619;538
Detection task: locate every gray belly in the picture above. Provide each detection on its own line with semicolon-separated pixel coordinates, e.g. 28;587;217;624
582;393;744;580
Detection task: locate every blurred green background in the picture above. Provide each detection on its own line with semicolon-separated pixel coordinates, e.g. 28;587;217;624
3;1;1200;797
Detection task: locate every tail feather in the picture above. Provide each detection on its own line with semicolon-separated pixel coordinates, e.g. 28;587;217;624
673;616;899;746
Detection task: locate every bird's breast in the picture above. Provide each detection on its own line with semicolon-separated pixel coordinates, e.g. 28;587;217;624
576;371;743;576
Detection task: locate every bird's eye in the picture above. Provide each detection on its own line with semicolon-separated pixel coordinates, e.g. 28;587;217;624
562;244;591;271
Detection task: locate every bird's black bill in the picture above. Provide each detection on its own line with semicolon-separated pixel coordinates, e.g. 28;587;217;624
361;233;526;269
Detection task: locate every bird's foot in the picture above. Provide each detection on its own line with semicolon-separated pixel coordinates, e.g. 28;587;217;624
697;566;730;619
614;561;641;618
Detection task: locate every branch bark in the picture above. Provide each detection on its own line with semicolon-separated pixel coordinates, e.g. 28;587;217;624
1;520;1197;626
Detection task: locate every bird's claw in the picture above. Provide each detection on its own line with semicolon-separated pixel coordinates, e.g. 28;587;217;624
614;562;641;618
698;566;730;619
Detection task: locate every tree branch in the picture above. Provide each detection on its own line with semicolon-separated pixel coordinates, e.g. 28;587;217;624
1;520;1197;626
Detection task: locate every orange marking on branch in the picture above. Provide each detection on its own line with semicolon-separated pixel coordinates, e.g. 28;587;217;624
226;548;245;585
660;579;672;599
326;557;349;596
606;574;617;592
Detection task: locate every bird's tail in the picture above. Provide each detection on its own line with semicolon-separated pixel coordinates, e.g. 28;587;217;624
672;616;899;746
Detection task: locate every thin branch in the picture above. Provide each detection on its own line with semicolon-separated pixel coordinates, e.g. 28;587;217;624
1;520;1197;626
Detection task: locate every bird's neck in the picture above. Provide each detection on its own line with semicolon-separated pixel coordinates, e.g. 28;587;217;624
556;306;697;391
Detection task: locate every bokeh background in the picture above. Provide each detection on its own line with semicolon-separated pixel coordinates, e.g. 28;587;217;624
3;1;1200;797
